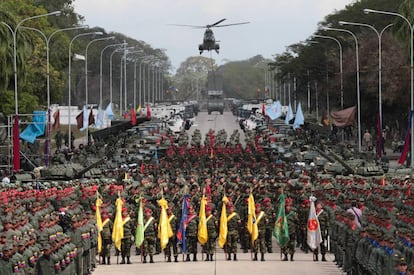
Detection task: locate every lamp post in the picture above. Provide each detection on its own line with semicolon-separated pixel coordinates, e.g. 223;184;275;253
123;50;143;111
339;21;393;156
324;27;362;152
1;10;61;171
68;31;102;149
363;8;414;166
21;25;88;164
84;36;115;142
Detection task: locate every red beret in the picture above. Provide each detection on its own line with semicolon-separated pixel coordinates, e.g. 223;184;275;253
144;208;152;214
255;203;261;208
206;205;212;212
122;207;127;212
263;198;271;203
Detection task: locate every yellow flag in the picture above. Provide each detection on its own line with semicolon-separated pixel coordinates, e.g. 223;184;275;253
247;193;258;242
157;197;173;250
137;105;141;113
96;197;103;253
198;195;208;245
124;172;129;180
111;197;124;251
218;196;228;248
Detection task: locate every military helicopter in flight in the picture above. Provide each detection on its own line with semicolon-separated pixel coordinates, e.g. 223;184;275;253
171;19;250;54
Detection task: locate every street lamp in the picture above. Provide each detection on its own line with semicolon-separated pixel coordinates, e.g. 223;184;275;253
68;31;103;149
1;10;61;171
324;27;362;153
21;25;88;165
123;49;143;111
339;21;393;157
84;36;115;142
363;8;414;166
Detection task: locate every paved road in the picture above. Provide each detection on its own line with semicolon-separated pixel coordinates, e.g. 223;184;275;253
94;241;345;275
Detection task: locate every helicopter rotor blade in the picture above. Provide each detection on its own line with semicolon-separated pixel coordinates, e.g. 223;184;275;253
208;18;227;28
214;22;250;28
168;24;205;29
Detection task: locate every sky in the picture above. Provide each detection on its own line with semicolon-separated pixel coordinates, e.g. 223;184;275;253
73;0;354;72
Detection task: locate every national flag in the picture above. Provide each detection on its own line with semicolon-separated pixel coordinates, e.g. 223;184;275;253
307;196;322;250
285;103;294;125
96;196;103;253
105;102;114;120
273;193;289;247
53;109;60;130
157;197;173;250
293;102;304;129
135;198;144;247
177;194;189;254
265;101;283;120
111;197;124;251
247;193;258;242
146;104;151;120
88;108;95;126
399;111;413;164
13;115;20;171
330;106;356;127
130;108;136;126
96;105;104;128
19;111;46;144
218;196;229;248
198;195;208;245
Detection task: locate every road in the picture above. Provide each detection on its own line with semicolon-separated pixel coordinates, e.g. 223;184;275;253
94;111;345;274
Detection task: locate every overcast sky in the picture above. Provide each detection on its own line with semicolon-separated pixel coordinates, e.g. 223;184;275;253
73;0;353;71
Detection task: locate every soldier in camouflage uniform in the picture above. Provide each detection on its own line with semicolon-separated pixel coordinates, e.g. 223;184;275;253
253;203;267;261
226;203;241;261
100;211;113;265
142;208;156;263
313;200;329;261
282;198;299;261
203;205;217;261
185;206;199;262
262;197;276;253
120;208;134;264
164;206;178;262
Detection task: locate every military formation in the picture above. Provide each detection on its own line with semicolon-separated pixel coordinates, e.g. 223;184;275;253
2;115;414;275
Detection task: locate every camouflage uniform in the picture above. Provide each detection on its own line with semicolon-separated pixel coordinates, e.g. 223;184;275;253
226;207;241;261
142;214;156;263
253;210;267;261
185;213;199;262
203;213;217;261
281;207;299;261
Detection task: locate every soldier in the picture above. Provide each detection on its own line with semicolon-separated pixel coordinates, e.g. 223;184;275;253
0;243;14;275
185;205;198;262
203;205;217;261
121;207;134;264
313;200;329;261
55;130;63;151
142;208;156;264
282;198;299;261
164;206;178;262
253;203;267;261
262;197;276;253
35;244;54;275
226;203;241;261
100;211;113;265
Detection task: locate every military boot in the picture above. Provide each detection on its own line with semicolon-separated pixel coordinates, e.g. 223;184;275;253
193;253;198;262
290;254;294;261
313;254;318;261
174;256;178;262
120;257;126;264
186;254;191;262
233;254;237;261
102;257;106;264
261;253;265;261
143;256;147;264
205;254;210;261
167;256;171;262
127;257;132;264
210;254;214;261
321;254;327;262
150;255;154;263
107;257;110;265
282;254;288;261
227;253;231;261
253;253;258;261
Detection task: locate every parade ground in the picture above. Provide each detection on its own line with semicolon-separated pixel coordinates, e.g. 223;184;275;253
95;242;345;275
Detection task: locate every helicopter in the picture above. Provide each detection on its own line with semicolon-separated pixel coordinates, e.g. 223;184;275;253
171;19;250;54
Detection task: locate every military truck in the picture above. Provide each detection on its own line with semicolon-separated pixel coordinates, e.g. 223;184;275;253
207;90;224;115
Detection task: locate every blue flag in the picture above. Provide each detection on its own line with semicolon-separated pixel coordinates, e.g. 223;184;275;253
20;111;46;144
177;194;189;254
285;103;294;125
293;103;304;129
105;102;114;120
96;105;104;128
265;101;283;120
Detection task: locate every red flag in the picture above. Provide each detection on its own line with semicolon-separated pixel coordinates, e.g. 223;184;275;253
130;108;137;126
146;105;151;120
262;103;266;116
140;162;145;174
53;109;60;130
76;112;83;129
88;109;95;126
13;115;20;171
399;111;413;165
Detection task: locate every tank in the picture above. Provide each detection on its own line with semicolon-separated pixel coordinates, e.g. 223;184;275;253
39;157;107;180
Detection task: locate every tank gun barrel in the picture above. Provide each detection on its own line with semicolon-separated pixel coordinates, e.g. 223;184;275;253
312;146;336;163
326;149;355;174
74;157;107;178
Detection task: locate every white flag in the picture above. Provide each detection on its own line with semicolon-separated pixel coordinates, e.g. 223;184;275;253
80;105;89;132
105;102;114;120
307;196;322;250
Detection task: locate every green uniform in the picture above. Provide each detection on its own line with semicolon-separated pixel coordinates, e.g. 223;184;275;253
281;209;299;258
226;212;241;255
164;214;178;260
142;216;156;258
203;214;217;256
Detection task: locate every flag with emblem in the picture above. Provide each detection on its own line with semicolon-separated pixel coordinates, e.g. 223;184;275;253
274;193;289;246
247;193;258;242
307;196;322;250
